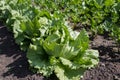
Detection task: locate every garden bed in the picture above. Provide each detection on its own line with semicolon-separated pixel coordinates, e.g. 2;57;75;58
0;22;120;80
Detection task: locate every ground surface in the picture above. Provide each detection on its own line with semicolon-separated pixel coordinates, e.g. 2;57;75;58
0;22;120;80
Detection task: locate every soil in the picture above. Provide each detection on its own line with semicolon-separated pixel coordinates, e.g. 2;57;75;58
0;22;120;80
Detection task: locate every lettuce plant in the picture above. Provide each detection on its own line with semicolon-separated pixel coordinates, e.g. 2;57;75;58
26;19;99;80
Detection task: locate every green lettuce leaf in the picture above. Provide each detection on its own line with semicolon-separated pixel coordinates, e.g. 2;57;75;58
27;44;54;76
54;65;86;80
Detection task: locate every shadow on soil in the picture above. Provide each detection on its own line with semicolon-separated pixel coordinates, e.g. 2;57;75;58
0;24;33;78
92;45;120;62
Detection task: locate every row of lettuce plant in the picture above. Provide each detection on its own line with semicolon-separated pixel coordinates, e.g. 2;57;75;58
33;0;120;52
0;0;120;46
0;0;99;80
